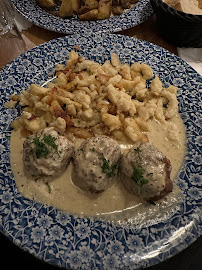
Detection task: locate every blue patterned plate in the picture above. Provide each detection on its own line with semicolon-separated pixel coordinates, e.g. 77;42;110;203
11;0;153;34
0;33;201;269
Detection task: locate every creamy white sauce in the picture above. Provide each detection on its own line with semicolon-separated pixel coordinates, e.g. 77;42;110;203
10;114;186;225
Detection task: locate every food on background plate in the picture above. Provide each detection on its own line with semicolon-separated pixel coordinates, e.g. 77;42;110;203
35;0;139;20
59;0;74;17
36;0;55;9
7;50;186;222
72;135;121;192
121;142;172;201
23;127;74;177
163;0;202;15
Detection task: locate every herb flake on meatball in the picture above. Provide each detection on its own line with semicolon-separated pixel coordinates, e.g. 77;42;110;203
72;135;121;193
121;142;173;200
23;127;74;177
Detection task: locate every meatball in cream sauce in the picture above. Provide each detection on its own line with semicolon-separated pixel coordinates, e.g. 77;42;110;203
23;127;74;177
72;135;121;193
121;142;172;200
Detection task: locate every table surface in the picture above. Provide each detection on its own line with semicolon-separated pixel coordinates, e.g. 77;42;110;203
0;12;201;270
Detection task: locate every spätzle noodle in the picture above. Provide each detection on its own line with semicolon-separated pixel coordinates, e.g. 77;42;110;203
9;50;179;143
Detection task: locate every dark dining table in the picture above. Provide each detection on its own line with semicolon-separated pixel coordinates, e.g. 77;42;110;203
0;12;201;270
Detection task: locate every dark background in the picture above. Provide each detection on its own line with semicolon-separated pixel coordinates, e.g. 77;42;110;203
0;232;201;269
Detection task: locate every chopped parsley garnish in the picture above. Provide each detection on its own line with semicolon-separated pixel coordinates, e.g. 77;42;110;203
31;135;50;159
33;175;41;182
131;166;149;190
30;134;60;159
46;182;52;193
91;147;96;152
134;147;141;155
101;154;117;178
6;135;11;140
43;134;57;150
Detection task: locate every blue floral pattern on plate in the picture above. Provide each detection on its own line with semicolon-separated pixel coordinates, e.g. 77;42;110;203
11;0;153;34
0;33;201;269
